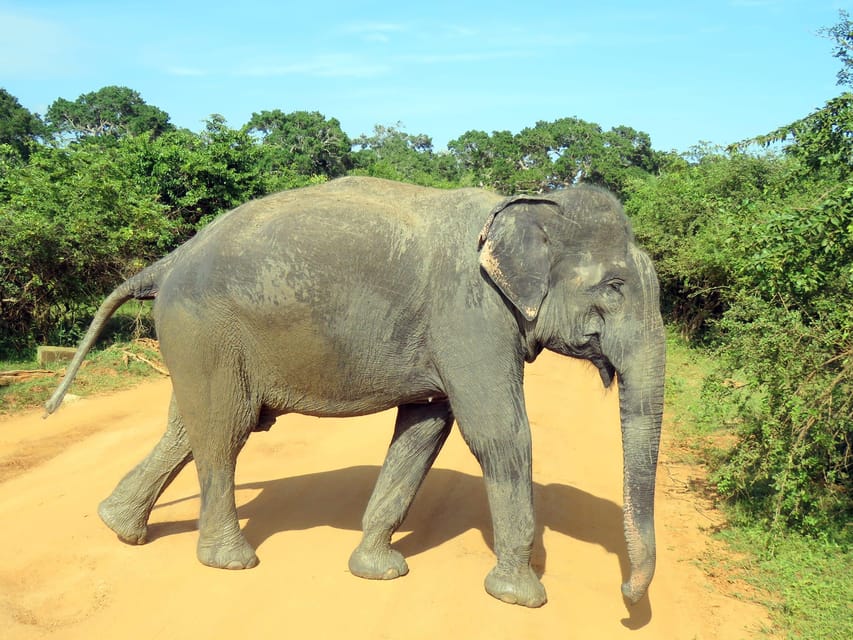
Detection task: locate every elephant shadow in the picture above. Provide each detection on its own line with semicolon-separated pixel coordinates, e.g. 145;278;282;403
148;465;650;627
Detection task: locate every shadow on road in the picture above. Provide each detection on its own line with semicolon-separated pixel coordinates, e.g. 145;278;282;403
147;465;650;626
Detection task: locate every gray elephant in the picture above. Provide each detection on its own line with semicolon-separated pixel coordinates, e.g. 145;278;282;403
45;176;664;608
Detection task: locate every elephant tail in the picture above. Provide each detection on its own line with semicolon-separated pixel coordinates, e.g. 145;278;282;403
43;257;173;417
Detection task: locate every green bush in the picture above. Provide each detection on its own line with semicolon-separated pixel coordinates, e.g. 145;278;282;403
623;98;853;539
126;118;267;232
710;178;853;540
625;148;785;338
710;296;852;540
0;142;177;353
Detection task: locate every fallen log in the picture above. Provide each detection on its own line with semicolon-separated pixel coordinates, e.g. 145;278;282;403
0;370;56;386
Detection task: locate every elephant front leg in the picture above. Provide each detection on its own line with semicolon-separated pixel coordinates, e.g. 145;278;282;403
99;393;192;544
349;401;453;580
452;384;546;608
479;477;544;607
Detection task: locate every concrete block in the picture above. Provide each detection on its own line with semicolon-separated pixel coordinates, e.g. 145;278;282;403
37;346;78;366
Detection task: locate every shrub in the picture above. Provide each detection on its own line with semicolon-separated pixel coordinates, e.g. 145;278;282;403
0;143;177;353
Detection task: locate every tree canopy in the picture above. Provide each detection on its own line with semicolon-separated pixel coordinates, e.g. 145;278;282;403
245;109;352;179
820;9;853;88
45;85;173;141
449;118;661;196
0;88;45;160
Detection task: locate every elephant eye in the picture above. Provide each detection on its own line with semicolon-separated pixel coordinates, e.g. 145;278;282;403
605;278;624;292
594;278;625;307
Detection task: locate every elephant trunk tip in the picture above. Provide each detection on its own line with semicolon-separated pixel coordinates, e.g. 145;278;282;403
621;565;654;604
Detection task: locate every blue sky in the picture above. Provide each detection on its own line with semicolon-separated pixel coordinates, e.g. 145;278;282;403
1;0;848;152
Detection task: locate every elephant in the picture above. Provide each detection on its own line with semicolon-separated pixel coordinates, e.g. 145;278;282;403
45;176;665;608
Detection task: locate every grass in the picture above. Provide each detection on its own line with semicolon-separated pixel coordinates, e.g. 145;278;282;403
664;329;853;640
0;302;164;415
716;526;853;640
0;338;166;414
663;329;737;466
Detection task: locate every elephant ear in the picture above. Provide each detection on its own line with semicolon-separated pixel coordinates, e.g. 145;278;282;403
478;196;557;321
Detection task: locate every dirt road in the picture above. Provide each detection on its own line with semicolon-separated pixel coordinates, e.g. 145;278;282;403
0;352;769;639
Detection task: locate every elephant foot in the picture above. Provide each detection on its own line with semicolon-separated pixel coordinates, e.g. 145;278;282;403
348;543;409;580
98;496;149;545
197;535;259;570
484;565;547;608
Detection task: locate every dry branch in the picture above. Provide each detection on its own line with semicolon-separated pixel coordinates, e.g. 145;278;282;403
0;370;56;386
120;350;169;376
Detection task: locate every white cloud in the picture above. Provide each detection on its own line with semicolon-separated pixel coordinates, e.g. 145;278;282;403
404;50;535;65
340;21;408;43
235;54;390;78
166;66;208;77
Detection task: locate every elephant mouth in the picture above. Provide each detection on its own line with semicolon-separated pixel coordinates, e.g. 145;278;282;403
548;333;616;389
576;334;616;388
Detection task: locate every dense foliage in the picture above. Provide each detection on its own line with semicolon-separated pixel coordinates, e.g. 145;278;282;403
245;109;353;182
0;89;46;160
448;118;661;197
0;85;664;354
628;134;852;539
45;85;173;140
626;51;852;538
1;11;851;540
0;141;177;349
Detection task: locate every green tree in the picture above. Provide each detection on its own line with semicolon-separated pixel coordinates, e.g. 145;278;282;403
739;11;853;179
450;118;659;195
45;85;172;141
0;88;45;160
244;109;352;181
710;180;853;539
448;129;520;191
353;122;460;187
527;118;659;196
625;150;783;336
134;115;266;231
630;84;853;537
717;88;853;537
739;93;853;180
527;117;605;189
819;9;853;88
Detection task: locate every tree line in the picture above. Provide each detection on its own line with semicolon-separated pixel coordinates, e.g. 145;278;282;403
0;84;670;349
1;11;851;542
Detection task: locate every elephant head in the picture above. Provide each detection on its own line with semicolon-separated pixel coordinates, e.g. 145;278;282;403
478;186;665;603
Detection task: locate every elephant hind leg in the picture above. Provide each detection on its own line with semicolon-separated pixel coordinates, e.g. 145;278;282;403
174;370;260;570
99;392;192;544
349;401;453;580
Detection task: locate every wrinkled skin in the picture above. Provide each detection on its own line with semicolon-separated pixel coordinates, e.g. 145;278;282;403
46;177;665;608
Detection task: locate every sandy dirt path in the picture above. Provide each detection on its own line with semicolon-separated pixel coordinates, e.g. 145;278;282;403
0;352;770;639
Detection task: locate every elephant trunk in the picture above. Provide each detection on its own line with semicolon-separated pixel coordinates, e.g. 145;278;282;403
617;355;664;603
606;245;665;604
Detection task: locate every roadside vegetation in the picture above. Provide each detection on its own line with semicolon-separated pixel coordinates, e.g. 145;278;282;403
666;334;853;640
2;10;851;639
0;303;162;414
